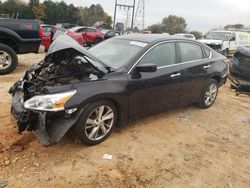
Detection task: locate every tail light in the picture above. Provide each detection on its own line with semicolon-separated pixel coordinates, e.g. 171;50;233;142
38;24;43;39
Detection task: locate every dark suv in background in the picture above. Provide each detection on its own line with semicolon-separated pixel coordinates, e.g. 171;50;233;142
0;19;42;74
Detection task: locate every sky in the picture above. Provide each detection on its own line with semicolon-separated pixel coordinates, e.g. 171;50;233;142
46;0;250;33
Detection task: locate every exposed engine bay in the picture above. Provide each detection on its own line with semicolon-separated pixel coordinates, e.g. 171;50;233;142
10;48;103;101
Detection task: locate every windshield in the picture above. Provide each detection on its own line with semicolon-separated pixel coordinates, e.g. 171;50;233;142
205;32;231;41
88;39;147;69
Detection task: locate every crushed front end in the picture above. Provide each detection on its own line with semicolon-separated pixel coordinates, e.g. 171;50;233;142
9;35;105;146
9;80;83;146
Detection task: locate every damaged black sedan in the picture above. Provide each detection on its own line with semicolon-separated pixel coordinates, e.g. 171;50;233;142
10;34;228;146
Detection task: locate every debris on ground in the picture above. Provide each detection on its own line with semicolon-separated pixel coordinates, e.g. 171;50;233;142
229;75;250;95
102;153;113;160
0;180;7;188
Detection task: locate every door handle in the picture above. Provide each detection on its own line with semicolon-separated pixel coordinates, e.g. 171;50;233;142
203;65;211;69
170;73;181;78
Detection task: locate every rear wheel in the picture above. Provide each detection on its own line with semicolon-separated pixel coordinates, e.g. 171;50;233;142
94;38;102;45
199;79;218;108
72;100;117;146
0;43;18;75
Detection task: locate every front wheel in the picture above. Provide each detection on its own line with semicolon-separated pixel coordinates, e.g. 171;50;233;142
72;100;118;146
199;79;219;108
0;44;18;75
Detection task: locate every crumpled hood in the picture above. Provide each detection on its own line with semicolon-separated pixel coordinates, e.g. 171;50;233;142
199;39;223;45
48;34;94;58
46;34;108;73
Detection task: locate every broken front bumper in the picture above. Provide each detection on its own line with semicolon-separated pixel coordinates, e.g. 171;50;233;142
11;91;84;146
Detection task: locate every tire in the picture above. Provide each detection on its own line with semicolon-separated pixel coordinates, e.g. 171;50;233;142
94;38;102;45
0;43;18;75
72;100;118;146
198;79;219;108
86;42;92;47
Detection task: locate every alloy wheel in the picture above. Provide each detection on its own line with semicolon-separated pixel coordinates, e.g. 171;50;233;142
0;50;12;70
204;83;218;106
85;105;114;141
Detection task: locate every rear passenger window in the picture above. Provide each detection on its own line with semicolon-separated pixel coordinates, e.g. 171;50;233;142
179;43;203;62
139;43;176;67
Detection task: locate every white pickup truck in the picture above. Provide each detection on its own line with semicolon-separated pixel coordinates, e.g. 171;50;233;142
199;31;250;56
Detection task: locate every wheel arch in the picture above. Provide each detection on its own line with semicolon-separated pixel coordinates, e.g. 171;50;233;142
0;36;18;52
0;29;21;52
72;95;128;128
91;97;124;128
210;74;222;84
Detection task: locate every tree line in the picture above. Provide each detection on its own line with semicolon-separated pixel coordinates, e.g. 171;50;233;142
0;0;112;28
0;0;248;36
146;15;202;39
147;15;249;39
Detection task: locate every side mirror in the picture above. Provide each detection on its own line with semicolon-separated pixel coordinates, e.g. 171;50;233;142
135;64;157;73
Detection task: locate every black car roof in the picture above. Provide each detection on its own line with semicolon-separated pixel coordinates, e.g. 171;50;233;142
115;34;190;43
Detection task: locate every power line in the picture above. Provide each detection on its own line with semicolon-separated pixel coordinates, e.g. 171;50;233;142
113;0;136;30
134;0;145;30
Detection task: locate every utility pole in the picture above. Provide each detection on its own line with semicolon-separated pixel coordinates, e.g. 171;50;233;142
113;0;117;30
125;8;130;29
113;0;136;31
131;0;136;30
134;0;145;30
142;0;145;30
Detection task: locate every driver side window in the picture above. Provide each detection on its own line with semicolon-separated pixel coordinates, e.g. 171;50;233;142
139;42;176;67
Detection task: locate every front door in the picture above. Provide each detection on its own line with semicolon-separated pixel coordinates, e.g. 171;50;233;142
128;42;182;119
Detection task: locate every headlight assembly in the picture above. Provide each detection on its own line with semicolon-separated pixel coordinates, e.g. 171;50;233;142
24;90;76;112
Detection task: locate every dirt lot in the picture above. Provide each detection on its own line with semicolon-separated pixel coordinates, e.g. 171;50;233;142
0;53;250;188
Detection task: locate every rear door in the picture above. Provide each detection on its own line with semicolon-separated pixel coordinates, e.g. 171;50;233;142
128;42;182;118
177;42;213;104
